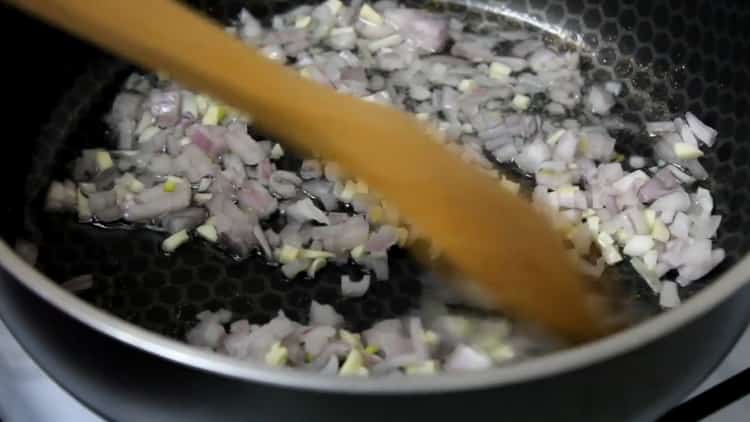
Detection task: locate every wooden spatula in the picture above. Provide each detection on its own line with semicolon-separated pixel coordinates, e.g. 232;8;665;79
10;0;612;342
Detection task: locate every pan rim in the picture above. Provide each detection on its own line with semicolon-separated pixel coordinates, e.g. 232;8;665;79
1;239;747;394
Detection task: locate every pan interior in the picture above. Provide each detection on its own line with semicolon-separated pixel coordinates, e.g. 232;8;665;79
7;0;748;352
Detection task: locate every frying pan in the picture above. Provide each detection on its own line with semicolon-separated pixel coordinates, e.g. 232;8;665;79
1;0;750;421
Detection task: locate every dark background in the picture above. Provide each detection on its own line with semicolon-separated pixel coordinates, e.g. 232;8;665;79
0;4;107;241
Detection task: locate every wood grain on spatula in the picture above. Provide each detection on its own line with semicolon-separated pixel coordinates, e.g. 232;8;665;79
10;0;612;341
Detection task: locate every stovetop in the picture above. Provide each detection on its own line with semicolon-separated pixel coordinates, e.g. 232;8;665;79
0;319;747;422
0;320;100;422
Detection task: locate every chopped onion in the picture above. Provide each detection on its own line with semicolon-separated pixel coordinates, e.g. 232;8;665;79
604;81;622;96
310;301;344;327
196;223;218;242
185;309;231;350
341;274;371;297
685;112;718;146
162;229;190;253
659;281;680;308
488;62;511;80
300;159;323;179
622;235;654;256
511;94;530;111
628;155;646;169
226;124;265;165
516;141;551;173
238;181;278;218
444;344;492;371
286;198;330;224
651;190;691;224
269;170;302;198
329;26;357;50
673;142;703;160
630;258;662;293
585;85;615;115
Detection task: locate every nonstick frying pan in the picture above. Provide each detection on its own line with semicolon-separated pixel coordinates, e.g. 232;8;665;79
1;0;750;421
